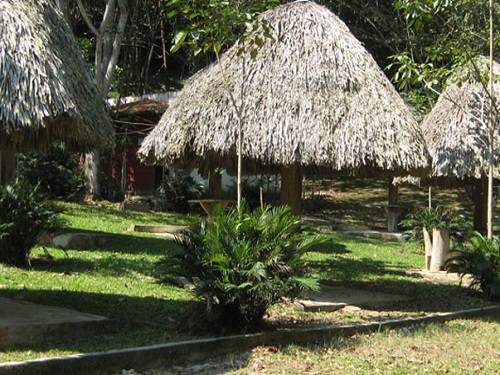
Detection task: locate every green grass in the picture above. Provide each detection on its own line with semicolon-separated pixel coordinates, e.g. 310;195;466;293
0;201;198;362
0;200;492;363
222;316;500;374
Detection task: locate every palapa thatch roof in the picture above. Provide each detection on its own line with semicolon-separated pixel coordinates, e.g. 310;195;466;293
422;58;500;180
0;0;113;151
139;0;429;175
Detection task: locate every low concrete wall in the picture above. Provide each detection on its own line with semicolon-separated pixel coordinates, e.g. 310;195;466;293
1;305;499;375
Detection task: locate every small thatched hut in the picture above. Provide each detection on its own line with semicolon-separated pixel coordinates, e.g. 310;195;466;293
139;0;429;213
0;0;113;183
421;58;500;231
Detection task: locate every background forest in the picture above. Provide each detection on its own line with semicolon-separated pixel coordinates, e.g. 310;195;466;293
59;0;499;117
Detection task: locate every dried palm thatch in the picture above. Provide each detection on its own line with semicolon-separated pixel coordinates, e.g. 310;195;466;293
139;0;429;176
422;58;500;180
0;0;113;152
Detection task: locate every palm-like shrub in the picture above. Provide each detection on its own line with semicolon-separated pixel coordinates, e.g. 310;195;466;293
446;232;500;301
402;206;469;242
0;183;62;267
165;205;324;328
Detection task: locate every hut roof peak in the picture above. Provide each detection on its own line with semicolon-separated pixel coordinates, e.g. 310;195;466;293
422;58;500;179
0;0;113;151
139;1;428;175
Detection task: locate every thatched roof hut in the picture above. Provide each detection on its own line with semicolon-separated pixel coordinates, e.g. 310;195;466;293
0;0;113;152
422;58;500;180
139;0;429;212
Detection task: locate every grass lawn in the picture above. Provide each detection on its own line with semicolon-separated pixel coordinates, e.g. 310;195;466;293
0;194;494;363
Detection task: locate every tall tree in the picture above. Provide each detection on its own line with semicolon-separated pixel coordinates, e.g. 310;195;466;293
76;0;129;196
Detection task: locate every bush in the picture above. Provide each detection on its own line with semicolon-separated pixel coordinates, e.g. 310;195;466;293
17;143;85;200
163;204;324;329
157;171;205;213
446;232;500;301
0;183;62;267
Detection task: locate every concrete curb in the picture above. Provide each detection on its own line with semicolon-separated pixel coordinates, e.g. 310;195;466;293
1;305;499;375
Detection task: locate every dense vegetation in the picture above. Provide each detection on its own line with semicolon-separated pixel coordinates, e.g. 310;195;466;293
17;143;85;200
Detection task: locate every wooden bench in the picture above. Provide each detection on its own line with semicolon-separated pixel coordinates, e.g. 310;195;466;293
188;199;232;218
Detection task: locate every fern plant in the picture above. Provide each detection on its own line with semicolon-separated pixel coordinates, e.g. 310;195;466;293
163;204;325;328
402;206;469;242
446;232;500;301
0;183;62;267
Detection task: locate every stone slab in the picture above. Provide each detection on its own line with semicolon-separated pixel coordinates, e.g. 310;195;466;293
304;285;411;308
403;269;474;287
0;297;107;347
298;300;347;312
342;230;405;242
51;233;114;250
131;224;189;234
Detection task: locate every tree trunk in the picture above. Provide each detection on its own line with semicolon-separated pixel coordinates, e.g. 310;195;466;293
280;163;303;214
84;151;101;197
423;227;432;271
388;181;398;205
208;170;223;199
473;176;488;234
0;150;17;186
430;228;450;272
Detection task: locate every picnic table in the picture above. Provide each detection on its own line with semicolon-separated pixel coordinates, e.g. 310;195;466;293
188;199;232;218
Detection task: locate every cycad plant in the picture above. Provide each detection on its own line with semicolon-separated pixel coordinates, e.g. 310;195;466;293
164;204;325;328
446;232;500;301
0;183;62;267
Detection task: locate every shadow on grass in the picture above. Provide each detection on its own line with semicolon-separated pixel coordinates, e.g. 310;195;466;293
0;288;193;327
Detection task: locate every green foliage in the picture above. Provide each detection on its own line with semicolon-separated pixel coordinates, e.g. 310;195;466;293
163;205;325;328
17;143;85;200
166;0;279;58
0;183;62;268
446;232;500;301
402;206;470;242
389;0;499;115
157;171;205;213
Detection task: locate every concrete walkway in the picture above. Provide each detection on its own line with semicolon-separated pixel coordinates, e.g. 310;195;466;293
0;297;107;346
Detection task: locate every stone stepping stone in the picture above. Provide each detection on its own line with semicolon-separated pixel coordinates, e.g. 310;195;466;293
51;233;114;250
298;300;347;312
299;285;412;313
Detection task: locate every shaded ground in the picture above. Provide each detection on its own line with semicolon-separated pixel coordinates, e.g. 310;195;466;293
303;177;498;231
125;316;500;374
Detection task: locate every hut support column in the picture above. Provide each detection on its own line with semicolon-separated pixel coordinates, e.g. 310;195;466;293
0;150;17;186
280;163;303;214
386;181;402;233
429;228;450;272
208;170;223;199
473;176;488;234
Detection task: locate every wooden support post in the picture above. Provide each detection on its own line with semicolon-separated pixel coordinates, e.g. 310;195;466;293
388;181;398;205
473;176;488;234
280;163;303;214
429;229;450;272
0;150;17;186
423;227;432;271
208;170;223;199
386;181;402;232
